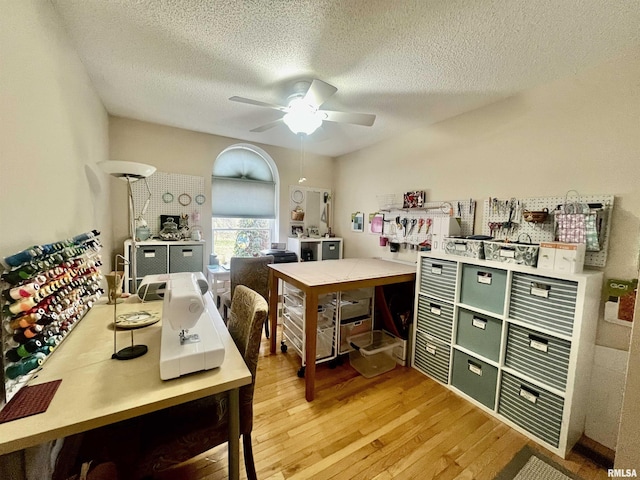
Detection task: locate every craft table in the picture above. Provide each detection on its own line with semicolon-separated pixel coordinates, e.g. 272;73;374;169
268;257;416;401
0;295;251;480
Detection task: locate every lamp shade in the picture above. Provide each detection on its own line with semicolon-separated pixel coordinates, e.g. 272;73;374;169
98;161;156;180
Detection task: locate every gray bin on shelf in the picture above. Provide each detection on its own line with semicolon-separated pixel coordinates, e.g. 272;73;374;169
416;295;454;343
498;371;564;448
419;258;457;302
504;324;571;392
414;332;451;385
169;244;203;272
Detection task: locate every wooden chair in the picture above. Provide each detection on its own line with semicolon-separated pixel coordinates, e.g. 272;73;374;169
221;255;274;338
55;285;267;480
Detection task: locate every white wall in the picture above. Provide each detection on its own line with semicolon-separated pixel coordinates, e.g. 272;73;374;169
0;2;111;265
108;117;335;258
0;2;110;478
334;50;640;351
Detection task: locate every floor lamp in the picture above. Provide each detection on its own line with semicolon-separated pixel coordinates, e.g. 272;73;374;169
99;160;156;360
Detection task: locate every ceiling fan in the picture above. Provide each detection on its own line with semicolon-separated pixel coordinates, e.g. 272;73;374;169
229;79;376;136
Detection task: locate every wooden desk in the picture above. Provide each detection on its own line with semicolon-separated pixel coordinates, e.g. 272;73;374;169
0;294;251;480
268;258;416;401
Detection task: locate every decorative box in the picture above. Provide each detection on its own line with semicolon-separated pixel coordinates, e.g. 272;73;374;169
537;242;585;273
483;241;539;267
443;237;485;259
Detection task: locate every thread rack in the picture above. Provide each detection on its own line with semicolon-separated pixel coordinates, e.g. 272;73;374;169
0;231;104;405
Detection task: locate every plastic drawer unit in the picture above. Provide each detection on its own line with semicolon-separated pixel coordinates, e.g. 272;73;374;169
504;324;571;392
459;264;507;315
413;332;451;385
451;350;498;409
498;371;564;448
455;309;502;362
509;273;578;337
416;295;454;343
419;257;457;302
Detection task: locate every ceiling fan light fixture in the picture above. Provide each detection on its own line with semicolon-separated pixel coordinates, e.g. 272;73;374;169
283;98;323;135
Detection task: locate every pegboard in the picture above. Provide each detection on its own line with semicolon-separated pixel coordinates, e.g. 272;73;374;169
379;198;476;248
481;193;614;267
131;171;206;235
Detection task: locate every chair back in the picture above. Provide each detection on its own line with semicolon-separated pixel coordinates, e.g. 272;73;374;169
229;255;274;303
227;285;268;434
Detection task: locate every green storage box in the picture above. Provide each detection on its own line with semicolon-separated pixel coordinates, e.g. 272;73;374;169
460;264;507;315
455;309;502;362
451;349;498;409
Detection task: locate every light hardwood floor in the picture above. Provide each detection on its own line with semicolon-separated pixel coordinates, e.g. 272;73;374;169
179;328;610;480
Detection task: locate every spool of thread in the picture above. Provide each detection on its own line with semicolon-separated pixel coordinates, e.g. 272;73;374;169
6;297;37;316
5;339;43;362
2;263;38;284
3;247;42;267
4;282;40;301
5;355;44;379
13;325;43;344
9;312;41;330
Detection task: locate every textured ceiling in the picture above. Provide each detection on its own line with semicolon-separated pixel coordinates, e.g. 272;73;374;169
51;0;639;157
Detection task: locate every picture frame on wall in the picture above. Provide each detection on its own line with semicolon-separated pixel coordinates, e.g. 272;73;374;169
403;191;425;208
351;212;364;232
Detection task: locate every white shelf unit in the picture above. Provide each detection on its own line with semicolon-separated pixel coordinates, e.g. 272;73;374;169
286;237;343;262
123;239;205;293
280;282;374;376
411;251;602;458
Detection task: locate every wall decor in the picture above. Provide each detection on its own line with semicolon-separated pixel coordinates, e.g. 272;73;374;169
195;194;206;205
132;172;206;238
351;212;364;232
178;193;192;206
403;191;426;208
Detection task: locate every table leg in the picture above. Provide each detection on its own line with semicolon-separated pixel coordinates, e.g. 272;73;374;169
268;270;279;354
228;388;240;480
304;290;318;401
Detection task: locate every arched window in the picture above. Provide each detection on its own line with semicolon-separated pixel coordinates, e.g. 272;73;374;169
211;144;279;261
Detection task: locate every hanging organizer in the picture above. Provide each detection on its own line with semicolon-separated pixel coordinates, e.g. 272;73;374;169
378;194;476;249
0;231;104;405
482;194;614;267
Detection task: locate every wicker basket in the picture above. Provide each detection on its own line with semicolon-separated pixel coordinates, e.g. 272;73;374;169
291;209;305;221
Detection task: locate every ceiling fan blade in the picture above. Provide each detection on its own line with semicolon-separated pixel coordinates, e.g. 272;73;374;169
320;110;376;127
229;96;287;112
250;118;284;133
302;79;337;108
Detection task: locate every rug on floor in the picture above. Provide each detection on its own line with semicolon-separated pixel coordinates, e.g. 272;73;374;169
494;445;584;480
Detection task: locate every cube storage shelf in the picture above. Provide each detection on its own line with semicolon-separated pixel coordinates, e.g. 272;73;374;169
411;252;602;458
123;239;205;293
280;282;374;376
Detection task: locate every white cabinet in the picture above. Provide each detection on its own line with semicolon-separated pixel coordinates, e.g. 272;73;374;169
287;237;343;262
123;240;205;293
412;251;602;458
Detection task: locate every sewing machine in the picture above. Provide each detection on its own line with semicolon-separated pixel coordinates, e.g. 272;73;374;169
138;272;225;380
